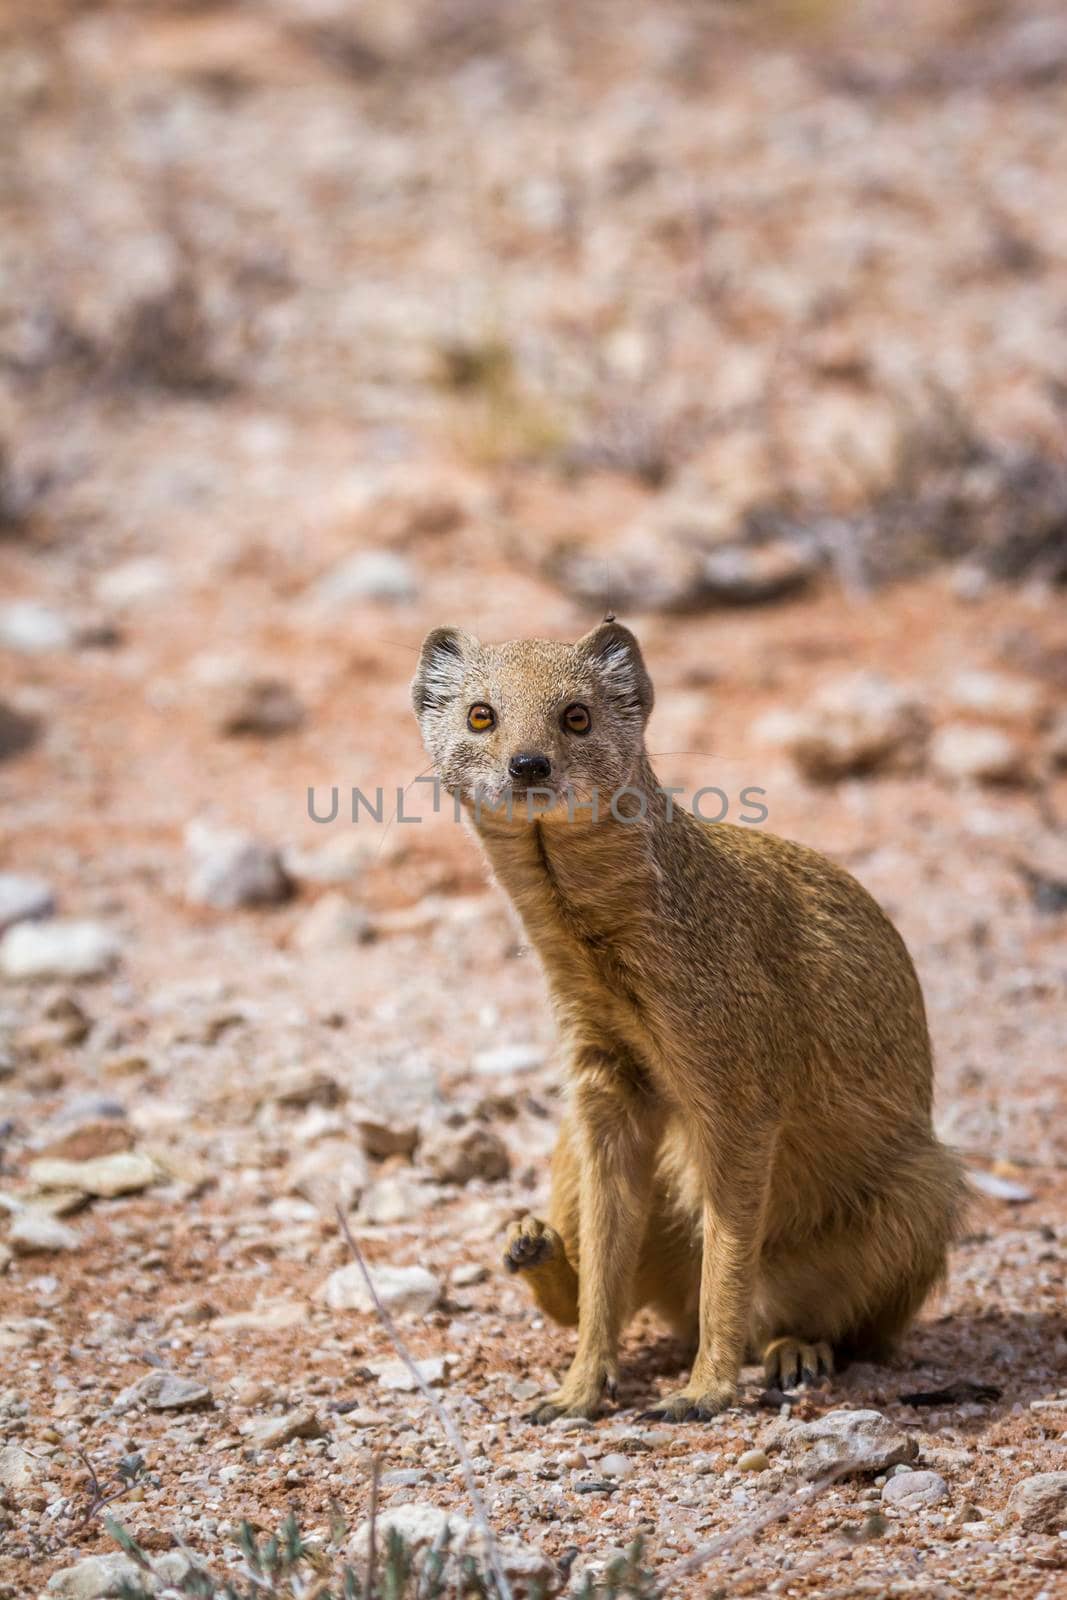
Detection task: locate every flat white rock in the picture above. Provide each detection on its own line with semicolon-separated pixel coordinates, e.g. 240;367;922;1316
1009;1471;1067;1532
769;1408;918;1477
0;919;121;980
369;1355;449;1391
9;1213;79;1254
321;1261;441;1316
350;1504;557;1596
29;1151;158;1197
0;600;72;652
882;1469;948;1509
48;1551;190;1598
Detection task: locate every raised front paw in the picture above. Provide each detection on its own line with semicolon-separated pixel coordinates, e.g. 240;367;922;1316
640;1379;737;1423
504;1214;560;1274
526;1361;618;1424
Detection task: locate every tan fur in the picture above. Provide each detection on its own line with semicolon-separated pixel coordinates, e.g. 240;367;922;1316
413;622;969;1421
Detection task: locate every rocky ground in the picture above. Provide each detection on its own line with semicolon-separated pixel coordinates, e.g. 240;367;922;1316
2;2;1066;1596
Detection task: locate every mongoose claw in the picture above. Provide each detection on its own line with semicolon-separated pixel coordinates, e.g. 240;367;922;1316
503;1215;558;1274
762;1337;834;1391
639;1383;736;1423
525;1365;617;1423
526;1393;600;1424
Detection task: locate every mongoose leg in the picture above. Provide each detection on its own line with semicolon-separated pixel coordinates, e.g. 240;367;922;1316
763;1337;834;1390
528;1056;660;1422
644;1137;772;1422
503;1215;579;1326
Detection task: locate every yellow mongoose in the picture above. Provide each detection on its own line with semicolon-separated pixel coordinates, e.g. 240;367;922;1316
412;621;967;1421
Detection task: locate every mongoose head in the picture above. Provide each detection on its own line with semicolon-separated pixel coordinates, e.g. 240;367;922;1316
411;621;654;818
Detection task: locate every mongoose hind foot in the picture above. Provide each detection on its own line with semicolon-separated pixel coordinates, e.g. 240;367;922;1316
526;1359;619;1424
763;1336;834;1390
640;1379;738;1424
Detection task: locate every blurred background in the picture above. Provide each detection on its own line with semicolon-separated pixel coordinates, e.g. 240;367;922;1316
1;0;1066;1590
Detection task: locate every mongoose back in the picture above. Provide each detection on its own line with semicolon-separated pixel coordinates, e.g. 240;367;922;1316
412;621;968;1421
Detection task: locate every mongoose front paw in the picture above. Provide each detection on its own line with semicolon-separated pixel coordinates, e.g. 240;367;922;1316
640;1380;737;1423
762;1337;834;1390
526;1363;618;1424
503;1214;560;1274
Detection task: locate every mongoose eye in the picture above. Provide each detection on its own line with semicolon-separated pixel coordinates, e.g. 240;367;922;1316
561;702;591;735
467;703;496;733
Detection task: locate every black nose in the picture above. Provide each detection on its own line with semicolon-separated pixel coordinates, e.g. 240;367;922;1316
508;751;552;783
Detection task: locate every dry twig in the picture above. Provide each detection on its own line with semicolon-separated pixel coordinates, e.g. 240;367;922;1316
660;1457;862;1587
335;1207;515;1600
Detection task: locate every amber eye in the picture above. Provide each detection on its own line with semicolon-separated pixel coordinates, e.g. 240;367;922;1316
467;703;496;733
561;702;591;735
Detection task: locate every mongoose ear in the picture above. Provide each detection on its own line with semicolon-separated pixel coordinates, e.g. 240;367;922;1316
576;620;654;721
412;626;479;717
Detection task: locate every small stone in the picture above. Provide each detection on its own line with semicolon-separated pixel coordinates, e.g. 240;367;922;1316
561;1449;588;1470
507;1377;542;1402
9;1213;78;1254
947;670;1040;719
321;1261;442;1316
600;1453;635;1479
94;558;173;608
421;1123;510;1185
966;1168;1033;1203
48;1551;186;1598
930;724;1027;785
230;1376;276;1406
314;550;418;605
1014;833;1067;916
349;1505;555;1597
288;1141;369;1214
737;1448;770;1472
370;1355;449;1392
247;1407;326;1450
292;892;374;951
1009;1471;1067;1533
185;821;293;909
214;1299;307;1331
0;600;72;652
769;1408;918;1478
37;1121;132;1163
215;676;305;738
0;873;55;935
353;1108;420;1159
0;1442;40;1489
882;1469;948;1509
472;1043;544;1077
164;1298;217;1327
269;1065;343;1109
452;1262;489;1287
0;919;122;980
699;539;818;605
359;1175;423;1224
754;674;926;782
29;1151;158;1198
115;1372;213;1412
